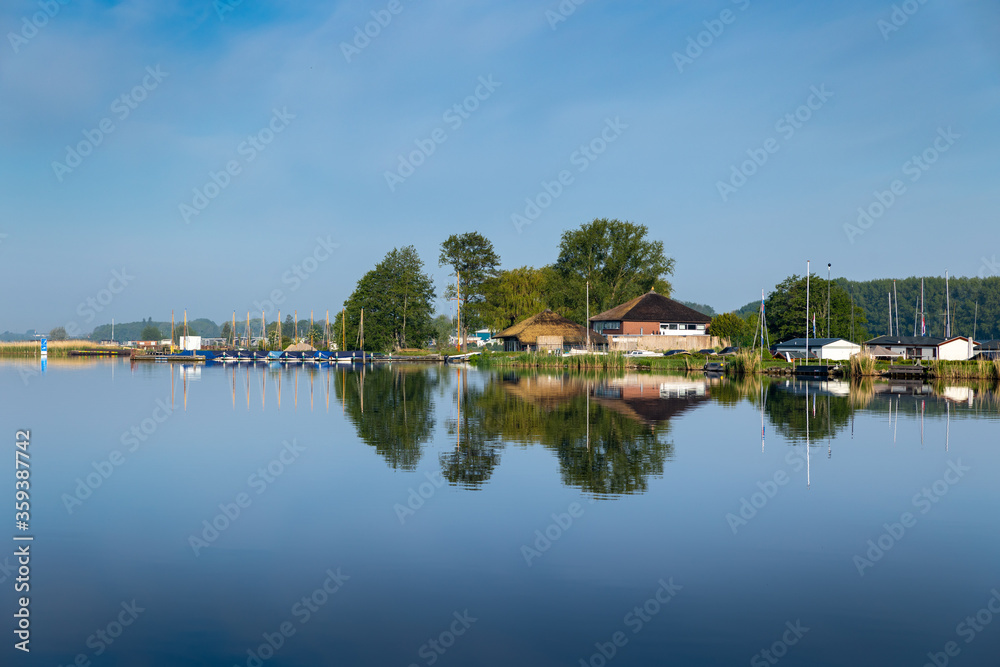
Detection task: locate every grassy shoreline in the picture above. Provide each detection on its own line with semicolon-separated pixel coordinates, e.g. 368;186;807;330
469;350;1000;380
0;340;110;358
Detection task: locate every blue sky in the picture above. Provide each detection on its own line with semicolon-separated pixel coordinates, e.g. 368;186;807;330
1;0;998;332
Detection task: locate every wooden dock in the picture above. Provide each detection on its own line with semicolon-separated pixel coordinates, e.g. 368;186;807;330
131;354;206;363
69;348;131;357
793;364;833;376
882;365;925;379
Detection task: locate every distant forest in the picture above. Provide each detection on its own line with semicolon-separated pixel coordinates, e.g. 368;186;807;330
737;276;1000;341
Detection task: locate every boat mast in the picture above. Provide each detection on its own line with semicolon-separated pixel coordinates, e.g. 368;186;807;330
945;270;951;338
805;260;810;364
277;310;281;350
893;280;899;341
456;271;462;352
888;292;892;336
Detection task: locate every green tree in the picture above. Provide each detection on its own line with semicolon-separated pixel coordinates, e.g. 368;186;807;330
679;300;716;317
48;326;68;341
140;324;162;341
709;313;750;346
766;275;868;343
439;232;501;337
552;218;674;323
479;266;549;332
342;246;437;352
431;314;454;350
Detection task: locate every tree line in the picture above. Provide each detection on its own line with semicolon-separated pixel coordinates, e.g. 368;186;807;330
335;218;675;352
715;273;1000;346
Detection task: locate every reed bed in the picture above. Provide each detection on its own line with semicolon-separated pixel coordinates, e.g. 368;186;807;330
848;352;879;378
0;340;104;358
472;351;628;371
728;349;762;375
929;359;1000;381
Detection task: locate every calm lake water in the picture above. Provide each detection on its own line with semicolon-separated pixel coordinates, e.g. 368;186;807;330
3;359;999;666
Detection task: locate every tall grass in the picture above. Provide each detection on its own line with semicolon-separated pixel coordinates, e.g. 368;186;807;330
929;359;1000;380
728;349;762;375
0;340;105;358
848;352;879;377
472;351;627;371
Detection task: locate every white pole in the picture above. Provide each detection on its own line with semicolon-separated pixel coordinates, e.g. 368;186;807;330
893;280;899;341
805;260;810;364
945;270;951;338
827;263;831;338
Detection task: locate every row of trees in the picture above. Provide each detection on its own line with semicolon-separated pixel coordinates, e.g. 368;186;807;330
720;274;1000;347
336;219;676;352
711;275;870;346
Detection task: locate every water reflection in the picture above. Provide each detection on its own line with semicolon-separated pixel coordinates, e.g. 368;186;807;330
21;359;995;496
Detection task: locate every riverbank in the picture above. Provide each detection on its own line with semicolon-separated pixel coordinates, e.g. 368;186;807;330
0;340;109;358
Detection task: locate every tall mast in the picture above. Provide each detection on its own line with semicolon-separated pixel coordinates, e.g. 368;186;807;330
586;280;590;350
277;310;281;350
827;263;831;338
456;271;461;352
805;260;810;363
294;310;298;342
326;310;330;350
342;308;345;351
262;311;266;350
171;310;175;350
888;292;892;336
893;280;899;340
921;278;925;336
945;270;951;338
232;311;236;348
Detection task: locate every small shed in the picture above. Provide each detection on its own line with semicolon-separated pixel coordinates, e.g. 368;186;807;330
773;337;861;361
495;310;607;352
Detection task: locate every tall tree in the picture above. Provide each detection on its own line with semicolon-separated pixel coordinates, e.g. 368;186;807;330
553;218;674;323
479;266;550;332
765;275;868;343
140;324;162;341
439;232;501;336
341;246;436;352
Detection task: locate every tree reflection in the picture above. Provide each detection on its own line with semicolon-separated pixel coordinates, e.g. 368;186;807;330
449;373;690;495
338;366;438;470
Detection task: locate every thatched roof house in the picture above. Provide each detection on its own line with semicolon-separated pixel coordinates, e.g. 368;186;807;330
495;310;607;352
284;342;317;352
589;289;711;337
